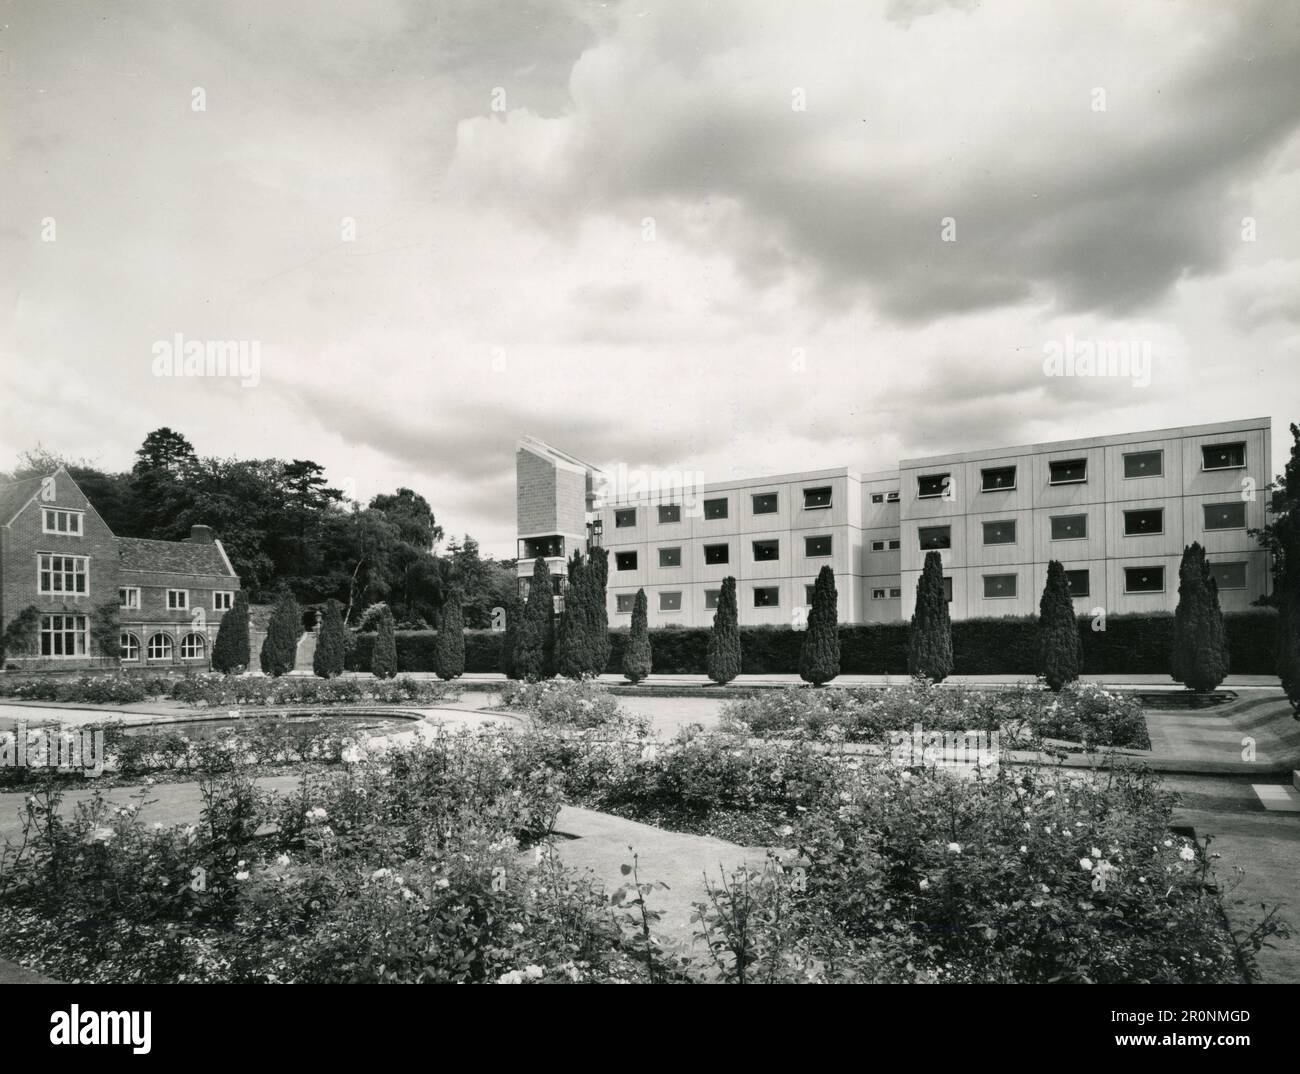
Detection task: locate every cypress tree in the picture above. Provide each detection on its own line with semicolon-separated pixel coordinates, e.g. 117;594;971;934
515;557;555;681
371;606;398;679
259;590;302;677
799;565;840;685
587;546;612;675
1038;560;1082;691
211;590;251;673
434;593;466;680
499;593;522;679
622;588;652;683
555;552;590;677
1171;542;1229;693
908;550;953;683
706;575;743;685
1280;582;1300;713
313;598;347;678
1260;424;1300;712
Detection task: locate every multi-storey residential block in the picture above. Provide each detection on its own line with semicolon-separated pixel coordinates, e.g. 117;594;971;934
0;469;241;669
515;417;1272;627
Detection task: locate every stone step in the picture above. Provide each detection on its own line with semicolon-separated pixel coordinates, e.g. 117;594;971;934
1252;783;1300;813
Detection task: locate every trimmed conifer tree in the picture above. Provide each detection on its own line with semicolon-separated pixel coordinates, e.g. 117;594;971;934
799;565;840;685
371;606;398;679
1038;560;1082;691
499;593;522;679
1280;581;1300;713
706;575;742;685
514;557;555;681
556;552;590;677
908;550;953;683
313;598;347;678
211;590;251;673
1171;542;1229;693
434;593;466;680
259;590;302;677
587;546;612;675
622;588;652;683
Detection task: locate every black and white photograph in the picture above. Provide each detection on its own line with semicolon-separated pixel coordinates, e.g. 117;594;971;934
2;0;1299;1040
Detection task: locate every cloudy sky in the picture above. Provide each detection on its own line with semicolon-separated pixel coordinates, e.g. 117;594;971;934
3;0;1299;556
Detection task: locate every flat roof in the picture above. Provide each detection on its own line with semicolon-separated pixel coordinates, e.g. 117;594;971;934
897;416;1270;470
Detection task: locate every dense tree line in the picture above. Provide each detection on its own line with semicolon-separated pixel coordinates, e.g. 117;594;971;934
6;428;516;627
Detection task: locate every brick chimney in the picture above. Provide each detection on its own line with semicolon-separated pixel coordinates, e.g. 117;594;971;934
190;524;214;544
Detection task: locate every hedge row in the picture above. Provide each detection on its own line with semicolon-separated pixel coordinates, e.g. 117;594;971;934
344;610;1278;677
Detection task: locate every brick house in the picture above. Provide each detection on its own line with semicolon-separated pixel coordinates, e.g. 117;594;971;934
0;469;242;670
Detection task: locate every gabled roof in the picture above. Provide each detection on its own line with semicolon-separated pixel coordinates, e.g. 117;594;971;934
0;475;50;526
118;536;235;577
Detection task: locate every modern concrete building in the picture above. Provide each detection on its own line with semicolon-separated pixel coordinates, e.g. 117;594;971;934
515;417;1272;627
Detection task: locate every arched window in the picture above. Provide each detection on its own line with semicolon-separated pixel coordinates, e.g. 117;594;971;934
180;633;206;660
120;632;140;662
146;633;173;662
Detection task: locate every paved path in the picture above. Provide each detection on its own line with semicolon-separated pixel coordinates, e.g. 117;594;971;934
1166;774;1300;984
551;805;768;957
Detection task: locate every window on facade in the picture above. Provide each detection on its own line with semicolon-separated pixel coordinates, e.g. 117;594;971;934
614;508;636;528
615;593;636;613
871;540;885;551
871;588;886;599
804;585;817;605
983;573;1017;599
804;535;832;557
886;491;900;503
917;473;949;499
38;554;87;595
803;486;832;510
42;508;83;535
704;589;721;610
1049;459;1087;484
40;614;87;657
658;504;681;524
119;587;140;610
752;539;780;561
120;632;140;662
658;547;681;567
167;589;189;610
704;544;729;565
1124;508;1164;536
918;526;951;550
943;577;953;602
871;493;884;504
752;492;778;514
1065;569;1090;598
1050;514;1087;540
615;552;638;571
180;633;206;660
1202;442;1246;470
1209;562;1247;590
981;466;1016;491
659;591;682;611
1203;502;1246;530
703;498;728;520
1124;566;1165;593
982;520;1016;545
889;587;902;598
213;591;234;611
753;587;779;607
888;539;900;550
1123;450;1163;478
147;633;174;661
